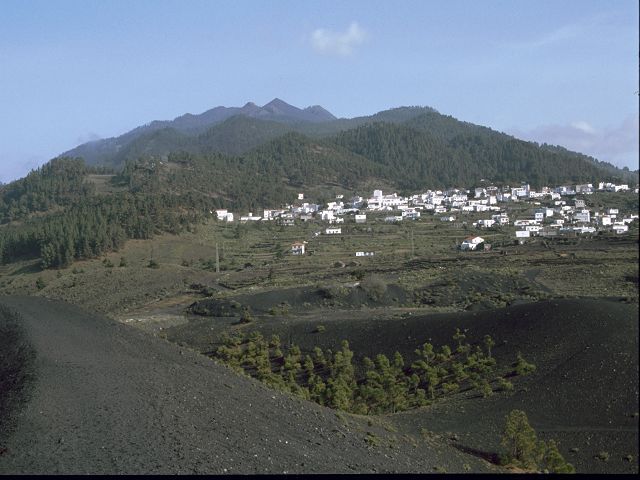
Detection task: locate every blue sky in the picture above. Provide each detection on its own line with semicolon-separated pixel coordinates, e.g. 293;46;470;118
1;0;638;182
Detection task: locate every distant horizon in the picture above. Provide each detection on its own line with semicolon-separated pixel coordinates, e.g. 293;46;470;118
1;0;637;182
2;97;638;184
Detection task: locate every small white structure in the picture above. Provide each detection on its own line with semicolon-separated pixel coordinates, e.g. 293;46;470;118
460;236;484;251
612;224;629;234
515;230;531;238
476;219;496;228
355;214;367;224
216;209;234;222
492;214;510;225
355;251;375;257
291;241;307;255
325;227;342;235
574;210;591;223
298;193;304;200
240;212;262;222
319;210;336;222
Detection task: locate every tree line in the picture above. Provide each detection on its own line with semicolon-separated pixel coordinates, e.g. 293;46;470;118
212;328;536;415
0;158;209;268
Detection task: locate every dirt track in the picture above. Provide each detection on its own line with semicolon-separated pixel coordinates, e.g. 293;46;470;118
0;296;493;474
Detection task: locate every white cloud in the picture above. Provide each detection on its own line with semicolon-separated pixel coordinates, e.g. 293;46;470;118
570;120;596;134
311;22;367;56
509;115;639;170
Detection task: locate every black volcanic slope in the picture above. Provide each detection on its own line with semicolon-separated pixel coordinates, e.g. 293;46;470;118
211;297;637;474
0;296;494;474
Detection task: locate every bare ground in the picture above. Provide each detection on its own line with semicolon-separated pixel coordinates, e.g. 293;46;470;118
0;296;497;474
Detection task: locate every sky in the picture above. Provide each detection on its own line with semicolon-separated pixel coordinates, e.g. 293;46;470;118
1;0;638;183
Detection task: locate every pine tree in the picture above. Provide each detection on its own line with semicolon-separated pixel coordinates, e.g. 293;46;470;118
501;410;540;469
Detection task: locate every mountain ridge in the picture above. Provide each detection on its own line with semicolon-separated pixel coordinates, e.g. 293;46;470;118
57;100;637;187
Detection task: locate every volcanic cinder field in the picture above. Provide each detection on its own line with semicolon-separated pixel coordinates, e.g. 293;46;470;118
1;294;637;474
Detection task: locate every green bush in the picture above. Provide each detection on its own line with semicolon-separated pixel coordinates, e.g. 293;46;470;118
514;352;537;376
501;409;574;473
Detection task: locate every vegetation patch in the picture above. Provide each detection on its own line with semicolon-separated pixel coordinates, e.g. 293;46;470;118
210;329;534;415
500;409;575;473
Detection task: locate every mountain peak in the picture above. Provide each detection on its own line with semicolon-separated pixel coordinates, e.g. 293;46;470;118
303;105;337;121
262;98;298;115
263;98;290;108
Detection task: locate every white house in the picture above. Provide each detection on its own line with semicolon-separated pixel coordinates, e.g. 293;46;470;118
325;227;342;235
575;184;593;194
476;219;496;228
355;214;367;224
319;210;336;222
574;210;591;223
460;236;484;251
291;241;307;255
492;214;510;225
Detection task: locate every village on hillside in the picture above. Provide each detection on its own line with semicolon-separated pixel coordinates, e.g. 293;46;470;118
213;181;639;255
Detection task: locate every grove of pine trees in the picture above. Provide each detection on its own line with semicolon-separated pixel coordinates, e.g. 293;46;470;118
212;329;533;416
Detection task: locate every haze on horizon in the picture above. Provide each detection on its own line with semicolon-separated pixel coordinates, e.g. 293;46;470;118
1;0;638;183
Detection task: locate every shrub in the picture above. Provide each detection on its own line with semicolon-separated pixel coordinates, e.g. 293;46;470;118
239;307;253;324
498;377;514;391
148;259;159;269
514;352;536;376
35;277;46;290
